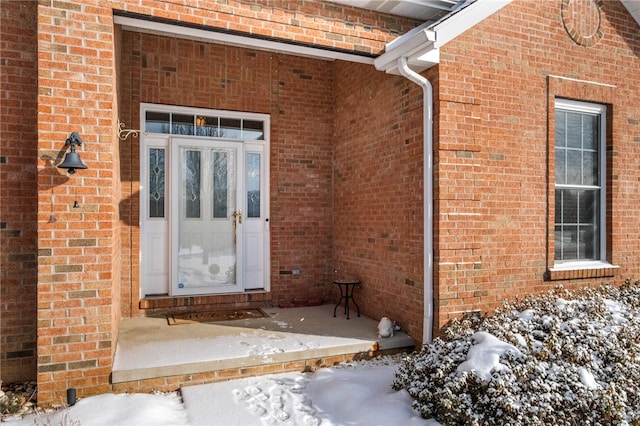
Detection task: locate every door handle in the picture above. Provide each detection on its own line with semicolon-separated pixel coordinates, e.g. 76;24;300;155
232;209;242;245
232;209;242;224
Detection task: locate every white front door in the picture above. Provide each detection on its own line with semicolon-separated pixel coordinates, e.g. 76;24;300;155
139;105;270;297
171;139;243;295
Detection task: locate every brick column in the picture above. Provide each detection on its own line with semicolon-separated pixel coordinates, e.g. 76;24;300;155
36;1;119;405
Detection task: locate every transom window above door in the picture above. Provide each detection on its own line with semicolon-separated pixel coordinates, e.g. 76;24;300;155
145;110;265;140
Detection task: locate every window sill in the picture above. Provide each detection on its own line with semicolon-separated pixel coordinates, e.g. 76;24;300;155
545;261;618;281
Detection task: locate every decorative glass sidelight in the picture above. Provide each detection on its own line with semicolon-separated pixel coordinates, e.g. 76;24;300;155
148;148;165;218
247;153;261;218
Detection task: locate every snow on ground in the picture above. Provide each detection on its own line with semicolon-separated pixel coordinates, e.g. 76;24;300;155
2;357;442;426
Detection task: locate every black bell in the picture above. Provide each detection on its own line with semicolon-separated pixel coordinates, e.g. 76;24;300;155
58;132;87;174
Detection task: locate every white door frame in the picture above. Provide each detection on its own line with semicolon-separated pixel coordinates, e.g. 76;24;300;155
139;103;270;298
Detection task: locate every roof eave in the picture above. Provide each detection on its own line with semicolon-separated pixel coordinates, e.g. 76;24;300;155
374;0;513;75
620;0;640;26
373;28;438;75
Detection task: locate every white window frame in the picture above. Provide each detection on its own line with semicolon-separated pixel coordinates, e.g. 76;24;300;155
551;98;610;271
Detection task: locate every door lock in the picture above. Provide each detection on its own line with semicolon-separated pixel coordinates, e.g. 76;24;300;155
232;209;243;224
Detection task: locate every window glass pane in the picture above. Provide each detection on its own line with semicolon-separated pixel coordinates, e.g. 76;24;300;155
583;151;597;185
579;225;598;259
555;111;566;148
566;112;582;148
247;153;261;218
145;111;170;134
566;150;582;185
148;148;165;218
582;115;598;150
185;150;201;218
172;114;195;135
560;189;578;224
554;225;562;259
196;116;220;137
243;120;264;140
560;225;578;260
213;151;228;218
578;189;598;225
554;190;563;224
220;118;241;139
555;148;566;185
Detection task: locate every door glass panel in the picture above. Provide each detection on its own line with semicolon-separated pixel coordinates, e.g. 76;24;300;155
148;148;165;218
247;153;260;218
213;151;228;218
185;150;201;219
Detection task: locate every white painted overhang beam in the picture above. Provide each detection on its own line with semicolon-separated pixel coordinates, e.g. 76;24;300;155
113;12;376;65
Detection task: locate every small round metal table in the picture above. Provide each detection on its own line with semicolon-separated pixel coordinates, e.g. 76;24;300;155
333;279;361;320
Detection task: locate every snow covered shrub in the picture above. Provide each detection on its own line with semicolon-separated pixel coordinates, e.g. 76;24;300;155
393;280;640;425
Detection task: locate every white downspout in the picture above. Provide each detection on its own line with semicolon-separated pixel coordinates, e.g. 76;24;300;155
397;56;434;343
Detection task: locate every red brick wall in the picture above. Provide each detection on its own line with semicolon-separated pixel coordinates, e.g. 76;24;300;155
0;0;39;384
332;61;431;342
34;0;417;404
434;0;640;326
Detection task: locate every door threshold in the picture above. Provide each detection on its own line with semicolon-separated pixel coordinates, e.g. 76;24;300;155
139;291;272;313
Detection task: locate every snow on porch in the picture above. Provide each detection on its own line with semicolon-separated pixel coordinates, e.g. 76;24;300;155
111;304;415;392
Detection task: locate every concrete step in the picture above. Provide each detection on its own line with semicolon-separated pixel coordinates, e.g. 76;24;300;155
111;305;415;393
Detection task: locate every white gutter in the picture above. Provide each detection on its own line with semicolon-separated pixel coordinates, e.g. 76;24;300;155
397;57;434;344
375;0;513;344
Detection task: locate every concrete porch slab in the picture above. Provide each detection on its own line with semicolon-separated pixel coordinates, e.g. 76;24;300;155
112;305;414;386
